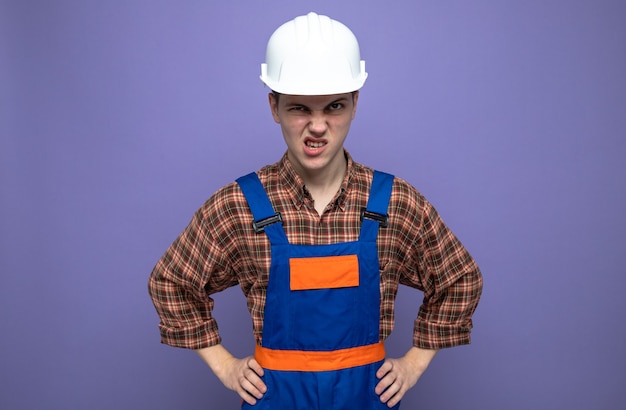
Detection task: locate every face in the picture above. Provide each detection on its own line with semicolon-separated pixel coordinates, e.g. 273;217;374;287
269;91;359;179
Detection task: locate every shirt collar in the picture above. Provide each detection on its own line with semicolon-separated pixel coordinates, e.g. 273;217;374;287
278;150;355;212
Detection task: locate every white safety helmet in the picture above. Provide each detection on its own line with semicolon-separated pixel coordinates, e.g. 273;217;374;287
260;12;368;95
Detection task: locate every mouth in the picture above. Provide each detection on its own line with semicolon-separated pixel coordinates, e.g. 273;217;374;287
305;140;326;149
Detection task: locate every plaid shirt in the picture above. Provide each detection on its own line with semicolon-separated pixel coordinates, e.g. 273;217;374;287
149;151;482;350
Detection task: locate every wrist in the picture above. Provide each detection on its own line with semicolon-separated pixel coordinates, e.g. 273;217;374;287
195;344;234;377
404;346;438;373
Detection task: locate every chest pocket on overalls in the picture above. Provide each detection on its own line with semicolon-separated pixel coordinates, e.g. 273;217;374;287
289;255;359;290
287;251;365;351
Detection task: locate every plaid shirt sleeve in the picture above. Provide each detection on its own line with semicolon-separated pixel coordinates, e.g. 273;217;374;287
392;180;483;350
148;190;242;349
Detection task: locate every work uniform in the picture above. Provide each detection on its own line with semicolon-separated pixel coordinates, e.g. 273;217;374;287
237;170;399;410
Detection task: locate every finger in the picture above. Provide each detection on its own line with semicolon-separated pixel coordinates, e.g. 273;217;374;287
380;376;408;408
240;376;265;400
378;377;401;404
243;361;267;394
237;390;256;406
376;360;393;379
244;369;267;394
375;368;398;396
384;385;406;409
375;378;389;396
247;358;265;377
239;379;264;404
386;395;402;408
241;369;267;397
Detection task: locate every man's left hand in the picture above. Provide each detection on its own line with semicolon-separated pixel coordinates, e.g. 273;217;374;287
375;346;438;408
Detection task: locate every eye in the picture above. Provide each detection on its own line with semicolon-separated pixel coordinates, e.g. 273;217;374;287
328;102;344;111
288;105;308;112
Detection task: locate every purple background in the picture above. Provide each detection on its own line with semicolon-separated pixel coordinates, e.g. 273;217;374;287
2;1;625;409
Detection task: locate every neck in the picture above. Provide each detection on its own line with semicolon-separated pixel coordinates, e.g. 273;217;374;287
292;155;347;215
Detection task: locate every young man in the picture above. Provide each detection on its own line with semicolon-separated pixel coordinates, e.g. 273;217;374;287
149;12;482;409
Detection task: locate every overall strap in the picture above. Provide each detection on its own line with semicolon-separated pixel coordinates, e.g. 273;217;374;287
359;170;394;242
236;172;288;244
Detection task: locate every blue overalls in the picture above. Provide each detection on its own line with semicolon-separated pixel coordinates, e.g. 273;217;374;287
237;171;399;410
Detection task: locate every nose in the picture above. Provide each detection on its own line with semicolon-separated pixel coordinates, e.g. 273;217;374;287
307;112;328;136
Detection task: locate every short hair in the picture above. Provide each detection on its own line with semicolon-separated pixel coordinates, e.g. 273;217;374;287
271;90;281;103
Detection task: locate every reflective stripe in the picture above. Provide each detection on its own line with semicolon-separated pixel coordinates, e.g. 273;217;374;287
289;255;359;290
255;342;385;372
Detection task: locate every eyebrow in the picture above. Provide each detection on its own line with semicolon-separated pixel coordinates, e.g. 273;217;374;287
286;97;348;109
327;97;348;105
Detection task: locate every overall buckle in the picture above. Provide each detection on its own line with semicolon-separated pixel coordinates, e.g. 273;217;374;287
360;208;388;228
252;212;283;233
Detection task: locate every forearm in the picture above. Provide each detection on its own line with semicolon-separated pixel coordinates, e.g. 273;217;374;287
403;345;438;374
375;346;439;406
195;344;267;405
195;344;235;378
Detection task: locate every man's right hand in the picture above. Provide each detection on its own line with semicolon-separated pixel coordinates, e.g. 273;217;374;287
195;344;267;405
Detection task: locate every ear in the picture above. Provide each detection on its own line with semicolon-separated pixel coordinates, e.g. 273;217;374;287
351;91;359;120
268;92;280;124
